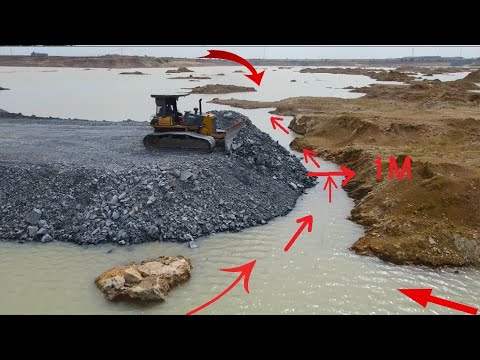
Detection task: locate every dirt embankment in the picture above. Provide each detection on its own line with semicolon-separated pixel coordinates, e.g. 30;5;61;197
300;67;370;75
300;67;476;83
0;55;175;68
464;69;480;82
191;84;256;94
0;56;228;69
301;68;417;82
210;71;480;268
352;75;480;104
396;66;473;74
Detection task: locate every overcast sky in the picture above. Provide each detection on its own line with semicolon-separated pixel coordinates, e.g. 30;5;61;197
1;46;479;59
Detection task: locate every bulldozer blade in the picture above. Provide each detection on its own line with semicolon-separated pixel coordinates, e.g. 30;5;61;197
224;119;247;152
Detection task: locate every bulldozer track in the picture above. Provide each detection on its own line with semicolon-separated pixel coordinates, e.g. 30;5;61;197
143;132;215;152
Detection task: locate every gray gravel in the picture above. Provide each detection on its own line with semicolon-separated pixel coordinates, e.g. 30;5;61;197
0;110;316;245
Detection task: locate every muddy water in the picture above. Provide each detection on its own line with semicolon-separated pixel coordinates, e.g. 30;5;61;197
0;66;479;314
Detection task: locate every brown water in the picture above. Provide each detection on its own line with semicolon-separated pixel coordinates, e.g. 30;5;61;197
1;66;479;314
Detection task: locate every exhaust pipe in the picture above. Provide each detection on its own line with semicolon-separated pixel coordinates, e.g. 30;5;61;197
199;99;202;115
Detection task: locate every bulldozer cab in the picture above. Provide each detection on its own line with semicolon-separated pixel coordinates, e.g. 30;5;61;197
151;94;186;123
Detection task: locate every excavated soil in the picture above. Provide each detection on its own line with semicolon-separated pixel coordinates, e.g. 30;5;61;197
209;69;480;268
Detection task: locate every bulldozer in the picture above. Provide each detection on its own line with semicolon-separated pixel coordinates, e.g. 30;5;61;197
143;94;246;152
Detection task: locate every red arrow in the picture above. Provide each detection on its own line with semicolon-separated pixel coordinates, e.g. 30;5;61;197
398;288;478;315
200;49;265;86
284;215;313;252
303;149;320;168
307;166;356;187
270;117;289;134
187;260;257;315
323;176;338;203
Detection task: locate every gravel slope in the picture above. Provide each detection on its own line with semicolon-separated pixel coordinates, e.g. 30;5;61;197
0;110;316;246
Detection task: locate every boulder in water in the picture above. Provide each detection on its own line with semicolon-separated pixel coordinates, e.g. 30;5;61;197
95;256;192;302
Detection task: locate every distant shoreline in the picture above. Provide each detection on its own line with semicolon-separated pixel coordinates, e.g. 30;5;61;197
0;55;477;69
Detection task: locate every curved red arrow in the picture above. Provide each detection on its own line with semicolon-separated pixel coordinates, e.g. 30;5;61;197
307;166;356;187
303;149;320;168
284;215;313;252
398;288;478;315
270;117;289;134
323;176;338;203
187;260;257;315
200;50;265;86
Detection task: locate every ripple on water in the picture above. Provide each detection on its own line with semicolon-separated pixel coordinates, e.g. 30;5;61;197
1;67;480;314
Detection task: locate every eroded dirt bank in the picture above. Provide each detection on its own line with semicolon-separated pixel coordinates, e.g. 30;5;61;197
209;70;480;268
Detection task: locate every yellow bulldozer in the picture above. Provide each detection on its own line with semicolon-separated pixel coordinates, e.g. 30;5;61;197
143;94;246;152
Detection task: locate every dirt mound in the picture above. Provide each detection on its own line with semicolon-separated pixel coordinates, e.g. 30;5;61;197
191;84;256;94
354;80;480;104
300;67;414;82
119;71;147;75
369;70;413;82
169;75;211;80
0;111;315;246
300;67;366;75
288;115;318;134
336;115;381;135
386;122;431;135
451;118;480;129
464;69;480;82
166;67;194;73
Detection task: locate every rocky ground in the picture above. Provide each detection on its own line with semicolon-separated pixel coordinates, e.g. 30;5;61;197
208;69;480;268
0;110;316;246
